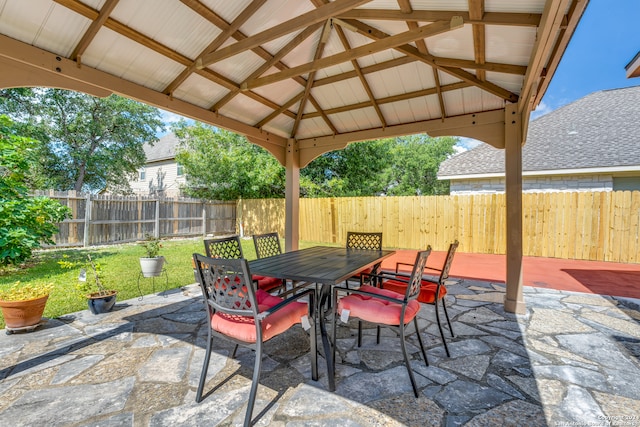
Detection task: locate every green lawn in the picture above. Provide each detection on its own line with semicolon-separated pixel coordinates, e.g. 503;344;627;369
0;237;272;329
0;237;340;329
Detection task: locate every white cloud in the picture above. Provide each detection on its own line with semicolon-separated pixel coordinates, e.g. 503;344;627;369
454;137;482;153
160;109;186;126
530;101;553;120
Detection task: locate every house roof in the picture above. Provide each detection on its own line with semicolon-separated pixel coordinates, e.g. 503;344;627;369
144;133;180;163
438;85;640;179
0;0;587;167
626;51;640;78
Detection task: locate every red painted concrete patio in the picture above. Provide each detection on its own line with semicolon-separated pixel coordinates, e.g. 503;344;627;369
382;250;640;300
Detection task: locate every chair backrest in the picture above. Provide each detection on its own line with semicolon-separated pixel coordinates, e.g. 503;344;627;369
346;232;383;250
193;253;258;318
253;232;282;259
438;240;459;284
204;235;244;259
405;247;432;300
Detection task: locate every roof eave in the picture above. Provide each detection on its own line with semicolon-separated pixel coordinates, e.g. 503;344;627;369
439;165;640;180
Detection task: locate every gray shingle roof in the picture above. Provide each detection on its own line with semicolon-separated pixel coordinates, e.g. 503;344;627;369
143;133;180;162
438;85;640;177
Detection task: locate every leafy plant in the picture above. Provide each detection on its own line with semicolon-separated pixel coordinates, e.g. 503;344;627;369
58;254;114;297
139;234;163;258
0;115;72;266
0;281;53;301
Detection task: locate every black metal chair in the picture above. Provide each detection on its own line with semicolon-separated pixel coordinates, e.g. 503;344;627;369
252;232;282;259
382;240;459;357
252;232;303;295
332;248;431;397
204;235;284;293
345;231;383;288
193;254;317;427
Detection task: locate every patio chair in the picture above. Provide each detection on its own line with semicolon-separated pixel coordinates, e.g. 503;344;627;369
381;240;459;357
193;254;316;427
252;232;305;295
252;232;282;259
332;248;431;397
345;231;383;288
204;235;284;293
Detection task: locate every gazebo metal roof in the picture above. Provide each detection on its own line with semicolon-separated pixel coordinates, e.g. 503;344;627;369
0;0;589;313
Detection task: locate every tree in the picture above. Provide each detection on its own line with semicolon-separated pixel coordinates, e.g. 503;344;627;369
0;88;164;193
173;121;285;200
301;139;393;197
0;115;71;265
301;135;457;197
385;135;457;196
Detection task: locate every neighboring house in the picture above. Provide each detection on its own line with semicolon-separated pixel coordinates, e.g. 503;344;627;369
130;133;186;197
438;86;640;194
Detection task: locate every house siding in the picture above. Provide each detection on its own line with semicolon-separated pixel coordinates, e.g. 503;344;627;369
450;174;614;194
130;160;186;197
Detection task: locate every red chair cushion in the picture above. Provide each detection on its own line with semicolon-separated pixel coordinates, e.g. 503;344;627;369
211;289;307;342
337;285;421;326
252;275;284;292
382;279;447;304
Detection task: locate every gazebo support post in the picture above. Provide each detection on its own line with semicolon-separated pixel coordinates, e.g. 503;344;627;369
284;138;300;252
504;103;526;314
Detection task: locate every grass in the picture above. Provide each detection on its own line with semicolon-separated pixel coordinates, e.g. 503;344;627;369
0;236;272;329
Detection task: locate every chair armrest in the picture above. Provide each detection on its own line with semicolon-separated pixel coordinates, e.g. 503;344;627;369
395;262;414;274
395;262;441;274
258;288;315;319
333;285;405;304
361;271;410;285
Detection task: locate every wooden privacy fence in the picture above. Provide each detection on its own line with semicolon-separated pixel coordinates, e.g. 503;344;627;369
37;191;236;247
239;191;640;264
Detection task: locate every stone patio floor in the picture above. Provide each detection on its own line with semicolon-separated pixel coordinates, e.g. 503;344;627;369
1;277;639;426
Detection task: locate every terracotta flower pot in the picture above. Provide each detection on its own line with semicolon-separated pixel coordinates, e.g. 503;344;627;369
0;294;49;329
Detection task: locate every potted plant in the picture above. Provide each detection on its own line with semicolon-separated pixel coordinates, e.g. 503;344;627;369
138;234;165;277
0;281;53;333
59;254;117;314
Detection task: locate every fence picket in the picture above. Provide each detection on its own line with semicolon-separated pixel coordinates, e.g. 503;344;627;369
37;190;640;263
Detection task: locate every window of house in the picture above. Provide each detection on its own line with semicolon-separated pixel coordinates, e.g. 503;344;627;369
613;176;640;191
177;163;184;176
139;167;146;181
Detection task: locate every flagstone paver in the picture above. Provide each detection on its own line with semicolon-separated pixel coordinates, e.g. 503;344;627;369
0;279;639;426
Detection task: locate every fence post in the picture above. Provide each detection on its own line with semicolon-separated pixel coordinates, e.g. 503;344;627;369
202;202;207;237
154;198;160;238
83;193;91;247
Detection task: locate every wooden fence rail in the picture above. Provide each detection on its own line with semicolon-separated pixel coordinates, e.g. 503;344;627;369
39;191;640;263
36;191;236;247
239;191;640;264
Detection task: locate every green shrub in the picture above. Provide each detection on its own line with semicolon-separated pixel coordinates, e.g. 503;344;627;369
0;115;71;265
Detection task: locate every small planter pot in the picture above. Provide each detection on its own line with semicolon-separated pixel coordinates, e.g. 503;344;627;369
87;291;117;314
0;294;49;329
140;256;165;278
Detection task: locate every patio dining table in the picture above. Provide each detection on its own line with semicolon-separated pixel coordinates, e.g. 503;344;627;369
249;246;395;391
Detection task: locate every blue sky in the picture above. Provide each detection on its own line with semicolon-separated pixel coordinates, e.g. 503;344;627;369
531;0;640;120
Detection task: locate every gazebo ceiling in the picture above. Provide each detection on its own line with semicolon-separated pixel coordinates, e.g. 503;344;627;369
0;0;587;165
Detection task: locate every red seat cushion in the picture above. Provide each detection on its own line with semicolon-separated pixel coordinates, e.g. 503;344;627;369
337;285;421;326
252;275;284;292
382;279;447;304
211;289;307;342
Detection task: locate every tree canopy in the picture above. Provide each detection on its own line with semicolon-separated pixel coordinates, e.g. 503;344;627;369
174;121;458;199
0;115;71;265
173;121;285;200
0;88;164;193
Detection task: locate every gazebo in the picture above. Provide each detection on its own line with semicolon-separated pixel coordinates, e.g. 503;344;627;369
0;0;589;313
